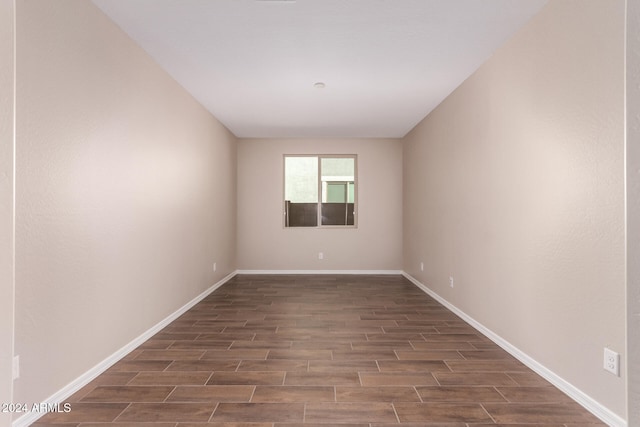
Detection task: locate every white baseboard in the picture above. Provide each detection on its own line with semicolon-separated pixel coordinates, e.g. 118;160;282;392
12;271;237;427
236;269;403;275
401;272;627;427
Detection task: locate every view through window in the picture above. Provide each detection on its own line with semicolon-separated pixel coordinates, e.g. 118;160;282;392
284;155;356;227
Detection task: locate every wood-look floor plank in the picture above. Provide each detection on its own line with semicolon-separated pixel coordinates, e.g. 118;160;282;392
33;274;605;426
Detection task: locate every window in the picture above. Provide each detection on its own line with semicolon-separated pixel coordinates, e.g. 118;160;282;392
284;155;356;227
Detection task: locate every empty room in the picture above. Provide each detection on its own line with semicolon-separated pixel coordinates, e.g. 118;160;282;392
1;0;639;426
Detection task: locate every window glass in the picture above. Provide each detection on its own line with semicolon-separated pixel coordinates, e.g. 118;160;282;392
284;156;318;203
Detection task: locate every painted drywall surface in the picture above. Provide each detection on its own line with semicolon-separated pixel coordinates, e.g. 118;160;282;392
627;0;640;423
403;0;626;418
0;0;14;425
15;0;237;407
237;138;402;271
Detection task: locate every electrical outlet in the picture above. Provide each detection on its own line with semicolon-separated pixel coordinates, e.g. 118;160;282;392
13;355;19;380
420;262;424;271
603;347;619;376
449;276;454;288
213;262;217;272
318;252;324;260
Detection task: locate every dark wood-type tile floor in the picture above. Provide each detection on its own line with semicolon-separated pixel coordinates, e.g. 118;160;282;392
35;274;606;426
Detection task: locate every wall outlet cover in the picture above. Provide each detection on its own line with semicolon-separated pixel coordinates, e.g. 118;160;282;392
603;347;620;376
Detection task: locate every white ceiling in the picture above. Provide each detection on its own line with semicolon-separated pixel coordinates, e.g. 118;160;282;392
91;0;548;138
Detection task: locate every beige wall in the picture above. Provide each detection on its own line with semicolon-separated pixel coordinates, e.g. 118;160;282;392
403;0;626;419
0;0;14;425
627;0;640;423
238;138;402;271
14;0;237;407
